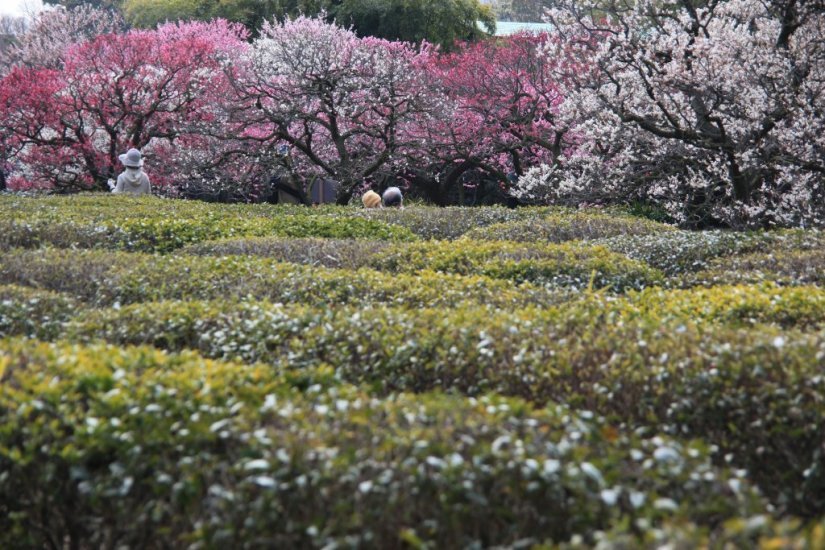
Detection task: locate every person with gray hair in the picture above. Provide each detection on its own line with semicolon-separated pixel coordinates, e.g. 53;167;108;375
382;186;403;208
108;148;152;195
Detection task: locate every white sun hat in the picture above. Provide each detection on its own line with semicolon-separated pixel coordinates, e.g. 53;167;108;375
118;148;144;168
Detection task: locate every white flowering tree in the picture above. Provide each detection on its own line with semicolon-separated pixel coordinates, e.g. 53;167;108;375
229;17;444;203
514;0;824;228
0;6;126;74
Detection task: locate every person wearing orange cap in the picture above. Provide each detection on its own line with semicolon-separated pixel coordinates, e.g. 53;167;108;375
362;190;382;208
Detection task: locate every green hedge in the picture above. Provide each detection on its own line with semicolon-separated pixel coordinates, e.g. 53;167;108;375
62;297;825;515
0;248;566;309
183;237;390;269
0;338;764;548
369;240;663;290
619;283;825;329
351;205;555;239
183;238;664;291
689;248;825;287
558;516;825;549
600;229;825;276
0;285;80;339
464;212;673;243
0;215;416;254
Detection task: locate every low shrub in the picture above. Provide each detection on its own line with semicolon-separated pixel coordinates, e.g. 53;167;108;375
600;229;825;276
559;515;825;549
688;248;825;287
0;248;566;309
0;338;764;548
598;231;762;276
0;195;420;254
0;285;80;339
184;238;664;291
64;298;825;515
370;240;664;291
464;212;673;243
0;215;416;253
183;237;389;269
620;283;825;329
350;205;554;239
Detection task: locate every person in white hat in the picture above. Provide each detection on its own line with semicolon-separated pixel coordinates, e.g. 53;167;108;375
109;148;152;195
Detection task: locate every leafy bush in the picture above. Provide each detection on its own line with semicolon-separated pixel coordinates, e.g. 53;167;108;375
64;297;825;514
0;338;765;548
183;237;390;269
0;195;417;253
184;237;664;291
559;515;825;549
0;285;80;339
620;284;825;329
689;248;825;288
350;205;554;239
464;211;673;243
600;229;825;276
370;240;664;290
0;248;566;309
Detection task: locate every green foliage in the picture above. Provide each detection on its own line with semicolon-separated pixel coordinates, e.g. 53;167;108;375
0;338;766;548
689;247;825;287
370;240;664;290
350;204;555;239
464;211;674;243
123;0;289;34
121;0;494;45
2;195;825;540
0;196;417;253
332;0;495;50
599;229;825;276
55;295;825;514
183;237;390;268
184;236;664;291
44;0;122;8
0;285;80;339
0;248;563;309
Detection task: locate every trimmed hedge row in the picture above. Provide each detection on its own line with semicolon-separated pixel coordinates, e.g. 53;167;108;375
0;285;80;339
369;240;663;291
0;214;417;253
183;237;392;269
0;339;763;548
56;297;825;515
600;229;825;276
620;283;825;329
463;212;673;243
559;516;825;549
0;248;570;309
689;248;825;287
351;205;555;239
184;238;664;291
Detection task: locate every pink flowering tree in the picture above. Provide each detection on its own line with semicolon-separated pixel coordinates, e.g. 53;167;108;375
514;0;825;228
418;33;571;204
0;20;247;192
229;16;444;203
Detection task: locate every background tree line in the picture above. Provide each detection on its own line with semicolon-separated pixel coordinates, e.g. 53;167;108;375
41;0;495;48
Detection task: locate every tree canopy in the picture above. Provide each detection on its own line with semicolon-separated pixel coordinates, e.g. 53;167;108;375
332;0;495;50
121;0;494;46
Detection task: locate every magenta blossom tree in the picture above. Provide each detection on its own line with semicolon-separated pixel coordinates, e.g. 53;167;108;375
418;32;572;204
515;0;825;228
0;19;247;192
